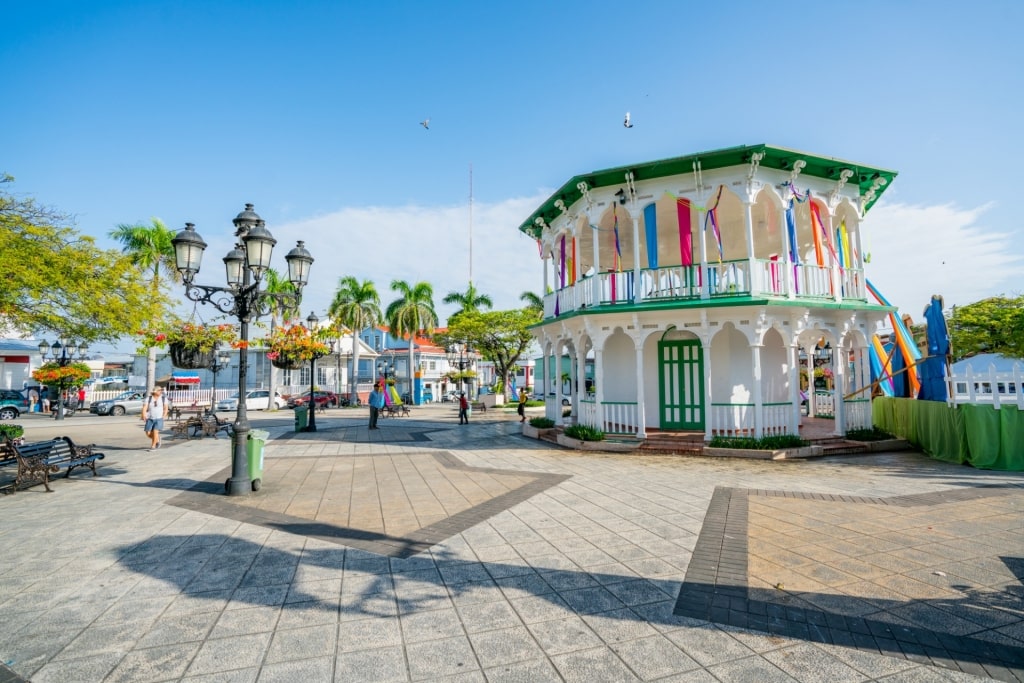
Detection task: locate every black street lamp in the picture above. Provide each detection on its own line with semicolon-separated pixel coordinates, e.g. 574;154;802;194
38;338;88;421
445;342;474;397
171;204;313;496
209;344;231;414
304;311;334;432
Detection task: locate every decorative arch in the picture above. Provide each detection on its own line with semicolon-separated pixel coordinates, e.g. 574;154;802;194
709;323;754;405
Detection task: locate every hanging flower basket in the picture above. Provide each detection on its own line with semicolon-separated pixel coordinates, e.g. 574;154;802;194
169;343;215;369
269;353;303;370
260;323;332;370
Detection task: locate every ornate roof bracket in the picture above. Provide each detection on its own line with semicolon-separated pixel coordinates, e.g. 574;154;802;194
744;151;765;201
787;159;807;186
692;160;706;198
860;176;888;214
576;181;593;212
828;169;854;208
625;171;638;206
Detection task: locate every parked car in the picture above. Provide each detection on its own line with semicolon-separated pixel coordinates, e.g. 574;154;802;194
287;391;338;408
216;390;286;411
0;389;29;420
90;390;146;416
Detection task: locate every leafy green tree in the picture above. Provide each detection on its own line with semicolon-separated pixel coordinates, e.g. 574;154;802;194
434;308;539;401
386;280;437;404
108;217;181;388
260;268;300;410
0;175;157;343
949;296;1024;361
329;276;382;404
443;282;493;324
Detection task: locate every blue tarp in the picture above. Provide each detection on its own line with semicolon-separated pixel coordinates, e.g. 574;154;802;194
918;295;950;401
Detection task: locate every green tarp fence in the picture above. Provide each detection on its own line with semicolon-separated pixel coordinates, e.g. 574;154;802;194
872;397;1024;471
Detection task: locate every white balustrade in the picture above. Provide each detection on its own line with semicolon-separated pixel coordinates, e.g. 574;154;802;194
579;399;598;427
709;403;754;436
840;268;866;300
794;263;833;299
600;401;637;434
843;399;871;430
761;402;792;436
813;390;835;417
949;363;1024;409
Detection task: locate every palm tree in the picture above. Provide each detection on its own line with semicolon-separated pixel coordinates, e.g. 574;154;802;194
328;276;381;405
260;269;300;410
108;218;179;389
443;281;493;323
386;280;438;405
519;290;544;316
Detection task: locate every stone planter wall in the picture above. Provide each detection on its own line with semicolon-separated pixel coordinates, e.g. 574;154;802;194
521;424;555;440
556;434;642;453
861;438;915;453
702;445;823;460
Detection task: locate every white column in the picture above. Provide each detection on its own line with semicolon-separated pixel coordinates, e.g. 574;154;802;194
554;345;565;427
631;209;643;304
542;252;549;296
825;210;843;303
634;337;647;439
575;347;586;425
699;205;710;300
834;343;847;435
593;346;605;432
780;209;795;299
590;211;602;306
752;343;763;438
788;343;801;435
702;338;713;441
744;201;756;294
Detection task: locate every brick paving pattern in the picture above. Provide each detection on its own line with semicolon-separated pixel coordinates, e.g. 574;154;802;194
0;404;1021;682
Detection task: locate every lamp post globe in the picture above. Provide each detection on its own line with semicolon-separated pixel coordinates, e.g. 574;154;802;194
171;204;313;496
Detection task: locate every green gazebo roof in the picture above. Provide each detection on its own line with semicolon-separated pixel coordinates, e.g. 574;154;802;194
517;143;897;239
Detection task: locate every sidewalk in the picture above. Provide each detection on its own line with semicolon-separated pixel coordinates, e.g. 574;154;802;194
0;405;1021;682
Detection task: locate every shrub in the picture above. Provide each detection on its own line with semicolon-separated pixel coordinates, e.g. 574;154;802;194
845;427;893;442
0;424;25;441
708;434;807;450
529;417;555;429
564;424;605;442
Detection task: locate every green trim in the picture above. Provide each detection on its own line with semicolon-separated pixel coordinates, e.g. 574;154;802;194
518;143;898;239
529;297;893;330
711;402;755;407
763;402;791;406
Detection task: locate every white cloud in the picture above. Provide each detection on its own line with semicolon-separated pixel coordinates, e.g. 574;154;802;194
272;194;549;326
862;201;1022;322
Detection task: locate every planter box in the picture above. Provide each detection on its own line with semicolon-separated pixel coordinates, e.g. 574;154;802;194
860;438;915;453
702;445;823;460
556;434;641;453
480;393;505;408
522;423;555;440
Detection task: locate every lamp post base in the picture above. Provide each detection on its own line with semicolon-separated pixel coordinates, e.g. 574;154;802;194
225;476;252;496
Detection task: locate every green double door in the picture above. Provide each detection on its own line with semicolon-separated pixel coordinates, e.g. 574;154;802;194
658;340;704;430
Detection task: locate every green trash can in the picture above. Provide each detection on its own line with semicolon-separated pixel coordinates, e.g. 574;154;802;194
247;429;269;491
294;405;308;432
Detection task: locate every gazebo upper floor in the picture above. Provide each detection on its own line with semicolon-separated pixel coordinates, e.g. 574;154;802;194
519;144;897;322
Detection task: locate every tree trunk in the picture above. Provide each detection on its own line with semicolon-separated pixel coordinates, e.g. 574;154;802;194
407;339;415;405
350;331;360;405
146;346;156;390
266;315;279;411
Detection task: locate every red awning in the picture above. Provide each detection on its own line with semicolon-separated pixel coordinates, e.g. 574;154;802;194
170;372;201;384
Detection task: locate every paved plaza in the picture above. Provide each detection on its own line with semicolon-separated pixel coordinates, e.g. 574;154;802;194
1;405;1022;682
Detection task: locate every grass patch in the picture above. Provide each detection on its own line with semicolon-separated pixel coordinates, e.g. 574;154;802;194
529;417;555;429
563;424;605;442
844;427;894;442
708;434;808;450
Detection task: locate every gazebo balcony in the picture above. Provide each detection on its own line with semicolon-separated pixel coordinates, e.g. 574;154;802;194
543;258;865;319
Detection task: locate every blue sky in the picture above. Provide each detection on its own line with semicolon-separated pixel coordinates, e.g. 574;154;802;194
4;1;1022;350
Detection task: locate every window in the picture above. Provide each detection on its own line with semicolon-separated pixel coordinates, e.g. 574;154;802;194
428;361;436;370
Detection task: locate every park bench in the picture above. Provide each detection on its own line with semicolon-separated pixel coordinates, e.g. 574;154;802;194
470;401;487;413
171;413;234;440
6;436;104;493
382;404;410;418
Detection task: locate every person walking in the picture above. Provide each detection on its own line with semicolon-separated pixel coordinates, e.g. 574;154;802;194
517;387;528;423
368;383;384;429
77;386;86;414
458;391;469;425
141;387;169;451
40;387;50;413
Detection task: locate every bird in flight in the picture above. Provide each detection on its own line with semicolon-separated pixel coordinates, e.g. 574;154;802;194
420;118;430;130
623;112;633;128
